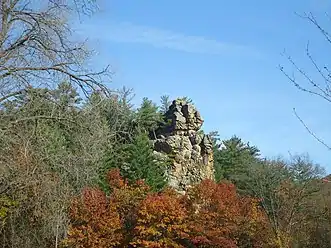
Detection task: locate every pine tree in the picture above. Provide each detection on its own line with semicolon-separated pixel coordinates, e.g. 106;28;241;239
214;135;260;182
102;132;168;192
160;95;171;114
135;97;163;137
121;132;168;192
177;96;193;104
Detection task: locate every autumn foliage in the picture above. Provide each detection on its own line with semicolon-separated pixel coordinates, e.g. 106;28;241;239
131;189;189;247
64;188;123;248
63;169;271;247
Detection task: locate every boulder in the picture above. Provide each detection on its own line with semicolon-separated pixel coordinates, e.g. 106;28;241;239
152;98;215;193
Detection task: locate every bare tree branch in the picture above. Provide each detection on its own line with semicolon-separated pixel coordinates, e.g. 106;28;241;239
0;0;110;102
280;11;331;150
279;51;331;103
293;107;331;150
0;89;26;103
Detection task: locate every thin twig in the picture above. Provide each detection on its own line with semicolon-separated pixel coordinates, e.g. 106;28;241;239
293;108;331;150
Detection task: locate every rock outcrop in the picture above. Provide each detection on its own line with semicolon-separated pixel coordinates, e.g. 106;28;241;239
152;99;215;193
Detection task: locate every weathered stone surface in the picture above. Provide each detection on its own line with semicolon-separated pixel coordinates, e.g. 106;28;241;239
152;98;215;193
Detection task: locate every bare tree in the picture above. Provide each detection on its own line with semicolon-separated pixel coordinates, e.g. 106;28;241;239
71;0;98;15
0;82;123;248
0;0;110;105
0;1;114;247
280;11;331;150
244;156;324;248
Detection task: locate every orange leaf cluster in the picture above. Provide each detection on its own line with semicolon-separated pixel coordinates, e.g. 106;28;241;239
186;180;241;247
131;189;189;247
64;187;123;248
185;180;270;247
63;169;271;248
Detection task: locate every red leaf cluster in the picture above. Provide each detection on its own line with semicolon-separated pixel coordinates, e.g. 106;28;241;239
65;187;123;248
63;169;271;248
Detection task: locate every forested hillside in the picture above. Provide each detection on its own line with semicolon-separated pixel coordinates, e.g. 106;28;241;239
1;1;331;248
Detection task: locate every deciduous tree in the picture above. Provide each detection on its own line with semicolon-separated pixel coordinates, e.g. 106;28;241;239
131;189;189;247
64;187;123;248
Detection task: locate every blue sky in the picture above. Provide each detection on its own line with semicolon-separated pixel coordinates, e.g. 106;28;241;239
73;0;331;170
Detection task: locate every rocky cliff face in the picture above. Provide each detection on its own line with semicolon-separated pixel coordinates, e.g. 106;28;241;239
152;99;215;193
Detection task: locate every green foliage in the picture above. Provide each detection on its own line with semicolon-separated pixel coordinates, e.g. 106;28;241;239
213;135;260;183
177;96;193;104
98;96;169;193
0;83;113;247
160;95;171;114
84;89;135;145
0;35;329;248
287;154;325;182
103;132;168;192
208;131;221;144
0;195;18;230
1;82;330;248
241;156;325;247
135;97;163;136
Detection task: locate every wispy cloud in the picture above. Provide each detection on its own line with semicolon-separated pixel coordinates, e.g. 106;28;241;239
83;22;261;58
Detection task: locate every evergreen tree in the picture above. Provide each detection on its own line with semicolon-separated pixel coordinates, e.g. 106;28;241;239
214;135;260;182
117;132;167;192
100;97;168;193
160;95;171;114
177;96;193;104
135;97;163;138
